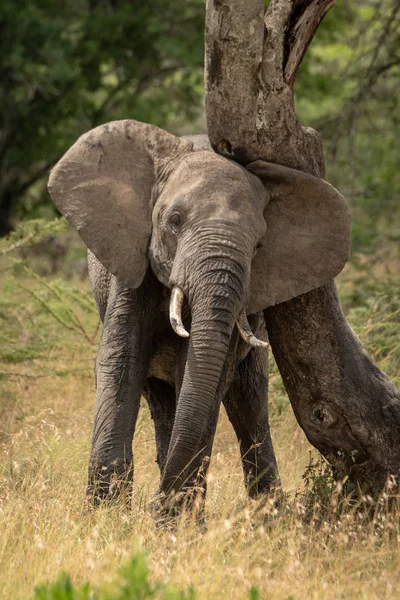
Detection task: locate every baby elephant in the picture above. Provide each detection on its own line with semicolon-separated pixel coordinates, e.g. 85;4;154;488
48;120;350;511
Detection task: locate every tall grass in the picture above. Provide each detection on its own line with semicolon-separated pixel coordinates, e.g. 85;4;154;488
0;221;399;599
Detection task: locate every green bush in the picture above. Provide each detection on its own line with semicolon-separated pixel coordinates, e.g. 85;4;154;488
33;552;191;599
33;551;261;600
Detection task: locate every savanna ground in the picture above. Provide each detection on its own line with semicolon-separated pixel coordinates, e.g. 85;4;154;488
0;221;399;600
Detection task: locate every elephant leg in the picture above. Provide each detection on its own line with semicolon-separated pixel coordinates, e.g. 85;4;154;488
223;346;281;499
87;273;161;504
145;377;176;480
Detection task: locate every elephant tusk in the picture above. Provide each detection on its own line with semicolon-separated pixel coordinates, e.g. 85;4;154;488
169;286;190;338
236;310;269;349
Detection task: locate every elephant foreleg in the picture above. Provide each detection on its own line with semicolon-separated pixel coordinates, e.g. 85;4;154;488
87;273;160;505
223;346;281;499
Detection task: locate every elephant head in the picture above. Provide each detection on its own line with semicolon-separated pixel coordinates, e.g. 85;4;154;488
48;120;350;495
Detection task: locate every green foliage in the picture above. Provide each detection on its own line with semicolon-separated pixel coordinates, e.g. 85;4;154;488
33;550;264;599
268;354;290;422
0;219;98;380
295;0;400;257
33;552;193;599
344;278;400;385
0;218;69;255
0;0;204;231
301;452;336;517
34;575;91;600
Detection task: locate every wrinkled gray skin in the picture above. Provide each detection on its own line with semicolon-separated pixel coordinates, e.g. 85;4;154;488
48;121;350;510
87;138;279;506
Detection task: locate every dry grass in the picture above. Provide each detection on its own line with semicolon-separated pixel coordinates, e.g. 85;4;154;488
0;265;399;599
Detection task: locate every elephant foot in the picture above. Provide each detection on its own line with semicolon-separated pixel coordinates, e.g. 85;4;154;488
250;486;289;528
148;486;207;528
86;460;134;508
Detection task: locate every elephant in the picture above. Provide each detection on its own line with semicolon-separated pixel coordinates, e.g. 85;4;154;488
48;119;350;511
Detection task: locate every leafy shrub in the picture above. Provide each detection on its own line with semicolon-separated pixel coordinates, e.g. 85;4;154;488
33;552;195;599
0;218;98;384
33;551;261;599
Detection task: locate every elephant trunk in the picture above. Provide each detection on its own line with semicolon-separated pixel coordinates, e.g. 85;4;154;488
161;254;246;496
170;288;268;349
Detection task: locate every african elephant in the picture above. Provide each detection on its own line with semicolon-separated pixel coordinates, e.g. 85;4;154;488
48;120;350;510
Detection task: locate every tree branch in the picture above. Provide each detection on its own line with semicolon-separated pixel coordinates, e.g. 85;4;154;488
283;0;337;86
0;121;16;166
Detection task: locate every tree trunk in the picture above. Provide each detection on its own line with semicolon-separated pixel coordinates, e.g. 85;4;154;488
205;0;400;495
0;189;14;237
264;282;400;496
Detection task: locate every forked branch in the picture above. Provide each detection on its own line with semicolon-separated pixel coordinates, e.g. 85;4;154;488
281;1;337;86
205;0;334;174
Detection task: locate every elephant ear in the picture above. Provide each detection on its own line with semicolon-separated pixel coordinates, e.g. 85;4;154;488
48;120;192;288
246;160;351;313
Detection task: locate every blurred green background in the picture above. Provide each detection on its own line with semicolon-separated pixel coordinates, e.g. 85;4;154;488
1;0;399;257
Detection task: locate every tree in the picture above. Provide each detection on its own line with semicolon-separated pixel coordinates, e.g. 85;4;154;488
205;0;400;496
0;0;204;235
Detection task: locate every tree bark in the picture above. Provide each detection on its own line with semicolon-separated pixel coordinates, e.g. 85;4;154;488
205;0;327;176
205;0;400;495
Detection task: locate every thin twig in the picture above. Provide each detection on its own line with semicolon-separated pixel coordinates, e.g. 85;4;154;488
0;370;48;379
19;266;95;345
17;283;77;334
0;233;36;256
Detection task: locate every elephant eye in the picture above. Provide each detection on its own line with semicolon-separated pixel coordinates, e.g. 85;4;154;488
169;211;184;231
